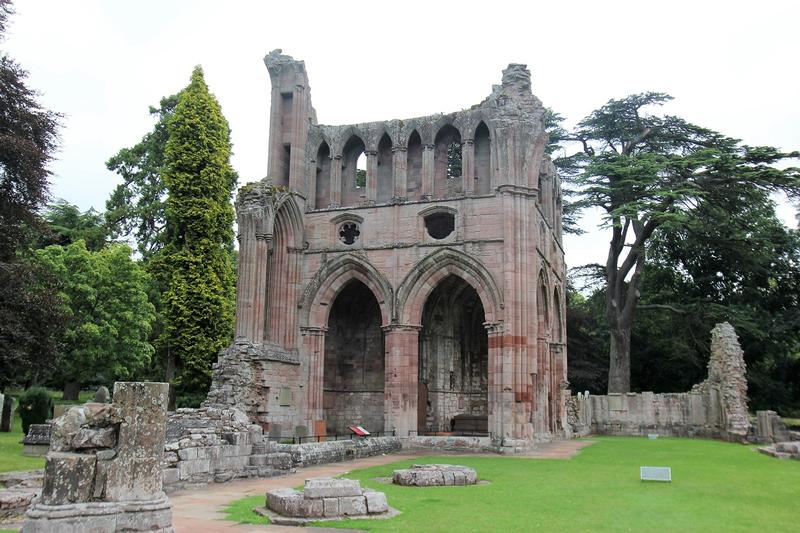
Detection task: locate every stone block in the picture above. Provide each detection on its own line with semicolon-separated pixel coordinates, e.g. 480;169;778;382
338;495;368;516
177;458;211;480
41;452;96;505
303;477;362;499
162;468;179;486
364;490;388;514
323;497;339;517
71;426;117;449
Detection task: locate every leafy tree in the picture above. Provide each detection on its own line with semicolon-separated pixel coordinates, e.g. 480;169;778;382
0;0;63;389
105;94;178;259
38;199;107;251
155;66;236;395
34;241;155;399
564;92;800;392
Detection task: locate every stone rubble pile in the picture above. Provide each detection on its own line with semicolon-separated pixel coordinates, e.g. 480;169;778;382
758;441;800;461
266;477;388;522
392;464;477;486
0;471;43;521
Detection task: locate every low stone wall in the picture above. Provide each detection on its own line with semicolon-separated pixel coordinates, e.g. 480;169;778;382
275;437;402;468
162;406;401;490
402;435;490;452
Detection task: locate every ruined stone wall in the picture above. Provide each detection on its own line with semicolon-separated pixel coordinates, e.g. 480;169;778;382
571;323;751;441
212;50;569;445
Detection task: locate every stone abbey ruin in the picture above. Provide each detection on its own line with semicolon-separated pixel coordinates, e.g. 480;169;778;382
206;49;568;444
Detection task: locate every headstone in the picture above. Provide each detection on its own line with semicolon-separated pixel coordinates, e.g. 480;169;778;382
94;385;111;404
0;395;12;432
0;393;4;431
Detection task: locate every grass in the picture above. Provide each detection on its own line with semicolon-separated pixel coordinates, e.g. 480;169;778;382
222;495;270;525
0;410;44;474
227;437;800;532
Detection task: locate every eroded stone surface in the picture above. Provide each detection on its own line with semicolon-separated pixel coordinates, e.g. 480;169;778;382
266;477;389;519
392;464;478;486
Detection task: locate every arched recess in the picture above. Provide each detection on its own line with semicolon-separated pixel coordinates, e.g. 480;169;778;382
376;133;393;203
418;274;488;433
406;130;423;200
396;248;503;326
266;195;305;348
474;121;491;194
341;135;366;207
299;253;393;329
537;270;550;340
323;278;385;434
315;141;331;209
433;124;462;198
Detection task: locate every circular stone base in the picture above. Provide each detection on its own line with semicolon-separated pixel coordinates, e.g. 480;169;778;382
392;464;477;486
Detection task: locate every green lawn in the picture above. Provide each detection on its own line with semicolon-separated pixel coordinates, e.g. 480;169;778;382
226;437;800;532
0;410;44;474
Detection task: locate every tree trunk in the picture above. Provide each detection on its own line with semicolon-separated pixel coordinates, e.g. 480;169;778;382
62;381;80;401
607;326;631;393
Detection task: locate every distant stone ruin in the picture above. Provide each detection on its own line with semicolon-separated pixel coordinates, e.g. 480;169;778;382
22;382;173;532
570;322;752;441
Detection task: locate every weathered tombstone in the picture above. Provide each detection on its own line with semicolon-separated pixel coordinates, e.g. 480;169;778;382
0;395;12;432
94;385;111;404
23;382;174;532
640;466;672;482
0;392;4;431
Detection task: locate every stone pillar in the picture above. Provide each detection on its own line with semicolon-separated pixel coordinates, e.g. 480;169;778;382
461;139;475;195
421;144;435;199
486;322;512;441
301;327;327;433
267;85;282;180
365;150;378;204
383;325;421;437
289;85;307;193
392;146;407;199
330;155;342;207
234;204;265;340
24;382;173;532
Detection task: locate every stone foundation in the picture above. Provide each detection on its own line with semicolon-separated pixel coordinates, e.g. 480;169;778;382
266;477;389;522
392;464;477;486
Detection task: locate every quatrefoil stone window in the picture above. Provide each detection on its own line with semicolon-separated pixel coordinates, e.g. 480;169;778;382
339;222;360;245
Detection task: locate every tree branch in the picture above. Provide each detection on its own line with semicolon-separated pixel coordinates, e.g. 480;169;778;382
638;304;688;314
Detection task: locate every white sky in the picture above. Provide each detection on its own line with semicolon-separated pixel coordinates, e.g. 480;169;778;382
4;0;799;270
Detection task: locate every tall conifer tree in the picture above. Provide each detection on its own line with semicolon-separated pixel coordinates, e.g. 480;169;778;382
158;67;236;395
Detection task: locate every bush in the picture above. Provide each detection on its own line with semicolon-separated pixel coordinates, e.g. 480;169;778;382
17;387;53;434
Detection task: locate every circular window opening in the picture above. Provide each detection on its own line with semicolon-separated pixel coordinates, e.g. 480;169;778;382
425;212;455;240
339;222;361;245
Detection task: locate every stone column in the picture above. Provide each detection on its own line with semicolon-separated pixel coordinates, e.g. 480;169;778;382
106;382;170;502
392;146;407;199
301;327;327;433
365;150;378;204
383;325;421;437
486;322;513;441
267;85;282;180
235;204;270;342
330;155;342;207
421;144;435;199
289;85;307;193
461;139;475;195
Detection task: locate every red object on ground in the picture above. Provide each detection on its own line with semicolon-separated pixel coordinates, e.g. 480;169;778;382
348;426;370;436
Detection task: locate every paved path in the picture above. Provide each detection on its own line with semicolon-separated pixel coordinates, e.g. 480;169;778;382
170;439;593;532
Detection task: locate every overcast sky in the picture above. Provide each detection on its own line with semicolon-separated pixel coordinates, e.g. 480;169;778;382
4;0;799;269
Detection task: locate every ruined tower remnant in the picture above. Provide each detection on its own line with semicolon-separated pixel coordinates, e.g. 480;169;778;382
206;50;567;444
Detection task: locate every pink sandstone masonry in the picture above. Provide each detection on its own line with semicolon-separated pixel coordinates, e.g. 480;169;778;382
206;49;567;447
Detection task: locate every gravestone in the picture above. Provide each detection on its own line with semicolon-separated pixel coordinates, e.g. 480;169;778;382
1;395;13;432
95;386;111;403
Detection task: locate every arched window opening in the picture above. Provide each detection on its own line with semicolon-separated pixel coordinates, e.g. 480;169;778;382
406;130;423;200
377;133;393;203
474;121;491;194
341;135;366;206
434;125;462;198
315;142;331;209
